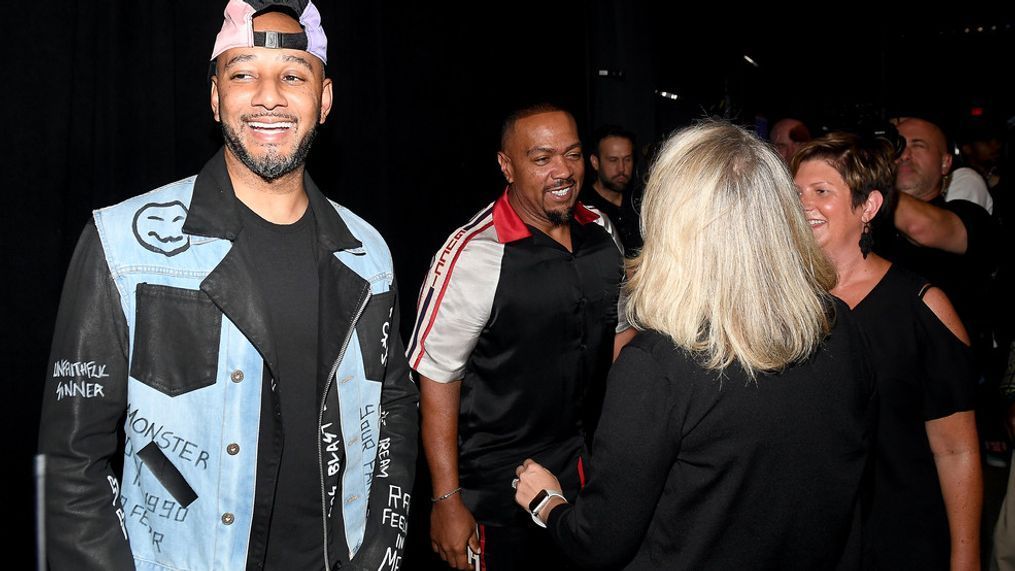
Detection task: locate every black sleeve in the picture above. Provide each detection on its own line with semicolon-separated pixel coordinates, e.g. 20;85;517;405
916;293;979;421
349;279;420;571
546;342;680;569
37;222;135;570
946;199;998;272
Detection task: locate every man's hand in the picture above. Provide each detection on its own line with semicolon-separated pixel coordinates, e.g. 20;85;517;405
430;496;480;570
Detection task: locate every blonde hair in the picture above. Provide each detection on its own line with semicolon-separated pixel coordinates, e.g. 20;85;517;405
626;121;836;377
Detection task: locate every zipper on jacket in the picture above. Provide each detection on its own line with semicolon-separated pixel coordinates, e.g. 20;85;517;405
318;283;370;571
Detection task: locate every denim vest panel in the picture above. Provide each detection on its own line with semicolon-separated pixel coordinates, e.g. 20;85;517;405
329;206;393;558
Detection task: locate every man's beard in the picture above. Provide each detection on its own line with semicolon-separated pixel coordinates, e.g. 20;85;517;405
598;170;630;193
546;206;575;226
895;171;932;199
221;115;318;182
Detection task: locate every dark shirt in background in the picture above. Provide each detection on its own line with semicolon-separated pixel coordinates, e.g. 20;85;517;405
579;184;643;257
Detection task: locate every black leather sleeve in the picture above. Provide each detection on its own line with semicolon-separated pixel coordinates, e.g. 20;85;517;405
38;222;135;570
349;279;420;571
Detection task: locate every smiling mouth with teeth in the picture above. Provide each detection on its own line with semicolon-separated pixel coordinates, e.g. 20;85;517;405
248;121;294;131
548;186;572;197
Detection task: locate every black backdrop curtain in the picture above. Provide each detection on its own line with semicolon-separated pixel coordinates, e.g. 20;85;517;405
6;1;1012;566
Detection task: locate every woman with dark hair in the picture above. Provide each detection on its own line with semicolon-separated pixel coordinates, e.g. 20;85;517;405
792;133;982;570
510;122;876;570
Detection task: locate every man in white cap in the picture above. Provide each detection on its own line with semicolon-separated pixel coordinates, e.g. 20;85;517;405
38;2;418;569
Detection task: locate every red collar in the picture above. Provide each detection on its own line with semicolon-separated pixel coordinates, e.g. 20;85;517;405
492;187;600;244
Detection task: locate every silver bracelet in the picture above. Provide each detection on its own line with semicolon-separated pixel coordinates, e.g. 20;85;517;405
431;487;462;503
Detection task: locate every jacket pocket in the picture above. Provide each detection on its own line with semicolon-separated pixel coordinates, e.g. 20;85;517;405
130;284;221;396
137;441;199;507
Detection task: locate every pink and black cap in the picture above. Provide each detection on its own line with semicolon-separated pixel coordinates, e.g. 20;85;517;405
211;0;327;65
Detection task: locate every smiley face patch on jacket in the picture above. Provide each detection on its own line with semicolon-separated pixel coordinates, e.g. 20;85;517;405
132;201;191;256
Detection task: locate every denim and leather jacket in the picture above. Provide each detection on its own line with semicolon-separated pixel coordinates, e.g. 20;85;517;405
39;150;418;571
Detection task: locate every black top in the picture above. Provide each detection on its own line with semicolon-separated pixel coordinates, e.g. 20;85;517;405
546;301;876;570
875;196;996;346
408;193;625;525
578;183;643;257
236;202;334;570
851;264;978;570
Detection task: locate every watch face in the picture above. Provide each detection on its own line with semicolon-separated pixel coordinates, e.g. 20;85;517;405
528;489;549;513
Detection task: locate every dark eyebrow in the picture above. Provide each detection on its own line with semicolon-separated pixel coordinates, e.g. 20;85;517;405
526;142;582;157
223;54;257;69
281;54;313;71
222;53;313;72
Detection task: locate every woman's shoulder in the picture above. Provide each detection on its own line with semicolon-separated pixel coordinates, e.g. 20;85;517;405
880;263;933;297
613;330;718;407
622;329;720;381
625;329;689;362
851;264;935;322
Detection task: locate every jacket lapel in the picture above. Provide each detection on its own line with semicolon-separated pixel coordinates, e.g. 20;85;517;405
184;148;368;390
316;248;370;399
201;248;279;379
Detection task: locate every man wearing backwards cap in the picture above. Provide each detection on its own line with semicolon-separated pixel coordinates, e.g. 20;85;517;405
37;2;418;570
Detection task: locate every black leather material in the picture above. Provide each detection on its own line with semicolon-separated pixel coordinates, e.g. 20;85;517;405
130;284;221;396
137;441;199;508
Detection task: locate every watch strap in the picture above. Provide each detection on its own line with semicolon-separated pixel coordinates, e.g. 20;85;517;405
529;489;566;528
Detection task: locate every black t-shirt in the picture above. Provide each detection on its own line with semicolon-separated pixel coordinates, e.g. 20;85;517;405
851;264;978;569
875;196;996;345
546;301;876;570
578;183;643;256
235;201;331;570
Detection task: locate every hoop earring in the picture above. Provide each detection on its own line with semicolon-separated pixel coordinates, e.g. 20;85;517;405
859;221;874;259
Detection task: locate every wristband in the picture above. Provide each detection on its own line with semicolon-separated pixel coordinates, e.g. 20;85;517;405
528;489;566;528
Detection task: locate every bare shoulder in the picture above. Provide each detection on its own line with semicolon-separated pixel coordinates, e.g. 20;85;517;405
920;287;971;346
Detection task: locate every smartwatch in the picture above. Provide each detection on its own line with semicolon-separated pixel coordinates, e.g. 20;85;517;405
528;489;566;528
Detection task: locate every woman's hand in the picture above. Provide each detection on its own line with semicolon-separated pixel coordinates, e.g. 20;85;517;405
514;458;566;524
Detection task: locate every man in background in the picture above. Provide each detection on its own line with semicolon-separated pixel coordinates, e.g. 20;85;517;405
770;117;812;163
580;125;643;255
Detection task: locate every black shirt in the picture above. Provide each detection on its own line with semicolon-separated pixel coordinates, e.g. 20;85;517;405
875;196;996;347
547;303;876;570
852;264;978;569
235;202;331;570
578;183;643;256
408;192;626;525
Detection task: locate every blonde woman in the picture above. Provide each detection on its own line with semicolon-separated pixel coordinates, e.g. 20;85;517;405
513;122;875;570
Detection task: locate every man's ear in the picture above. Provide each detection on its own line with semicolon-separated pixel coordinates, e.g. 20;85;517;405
210;75;221;123
319;77;333;124
940;152;953;176
589;154;600;173
497;152;513;184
